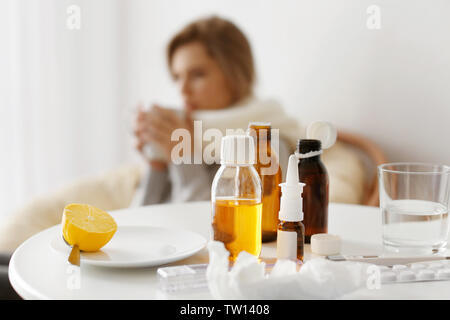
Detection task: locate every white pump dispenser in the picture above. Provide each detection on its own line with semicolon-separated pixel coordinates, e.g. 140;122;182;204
278;154;305;222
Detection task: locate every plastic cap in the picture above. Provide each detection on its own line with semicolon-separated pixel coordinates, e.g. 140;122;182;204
220;135;256;165
310;234;341;255
278;154;305;221
306;121;337;149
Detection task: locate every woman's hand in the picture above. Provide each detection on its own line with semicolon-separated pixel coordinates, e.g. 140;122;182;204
134;104;193;168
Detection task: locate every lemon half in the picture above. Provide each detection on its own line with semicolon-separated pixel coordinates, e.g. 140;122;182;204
62;203;117;252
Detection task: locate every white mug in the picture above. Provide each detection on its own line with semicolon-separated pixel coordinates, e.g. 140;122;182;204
142;108;186;161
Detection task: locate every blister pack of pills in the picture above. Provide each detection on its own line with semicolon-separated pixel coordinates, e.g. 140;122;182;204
157;264;209;293
379;260;450;283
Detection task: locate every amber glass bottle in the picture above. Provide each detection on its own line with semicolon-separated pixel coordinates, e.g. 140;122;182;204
297;139;329;243
247;122;282;242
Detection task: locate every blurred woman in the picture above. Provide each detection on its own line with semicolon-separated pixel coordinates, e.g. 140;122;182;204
133;16;301;205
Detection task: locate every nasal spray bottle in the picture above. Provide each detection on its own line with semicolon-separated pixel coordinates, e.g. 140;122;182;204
276;154;305;262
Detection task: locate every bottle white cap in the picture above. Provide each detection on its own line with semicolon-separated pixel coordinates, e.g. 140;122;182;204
220;135;256;165
306;121;337;149
310;233;341;256
278;154;305;221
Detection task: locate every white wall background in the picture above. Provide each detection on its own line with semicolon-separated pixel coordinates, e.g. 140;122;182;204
1;0;449;218
125;0;450;165
0;0;131;218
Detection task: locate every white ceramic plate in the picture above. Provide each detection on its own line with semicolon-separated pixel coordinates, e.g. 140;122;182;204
50;225;207;268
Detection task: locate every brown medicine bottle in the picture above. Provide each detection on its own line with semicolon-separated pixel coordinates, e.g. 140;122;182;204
276;154;305;262
297;139;329;243
247;122;282;242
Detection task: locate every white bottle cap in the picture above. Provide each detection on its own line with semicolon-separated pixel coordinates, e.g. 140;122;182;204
220;135;256;165
306;121;337;149
278;154;305;221
310;233;341;255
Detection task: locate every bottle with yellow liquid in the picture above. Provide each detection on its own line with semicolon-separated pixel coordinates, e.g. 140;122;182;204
247;122;282;242
211;135;262;261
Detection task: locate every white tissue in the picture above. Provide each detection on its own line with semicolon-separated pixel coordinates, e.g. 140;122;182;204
206;241;372;300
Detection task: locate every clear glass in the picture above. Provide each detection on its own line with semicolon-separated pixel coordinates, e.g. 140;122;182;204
378;162;450;253
211;164;262;261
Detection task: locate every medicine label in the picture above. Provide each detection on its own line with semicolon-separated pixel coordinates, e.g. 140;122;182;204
277;230;297;260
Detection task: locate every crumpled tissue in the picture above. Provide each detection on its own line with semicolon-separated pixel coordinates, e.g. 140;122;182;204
206;241;372;300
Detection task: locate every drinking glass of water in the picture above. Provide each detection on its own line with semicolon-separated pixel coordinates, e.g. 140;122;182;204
378;163;450;253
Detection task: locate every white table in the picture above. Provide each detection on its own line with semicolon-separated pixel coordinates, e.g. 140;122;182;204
8;202;450;300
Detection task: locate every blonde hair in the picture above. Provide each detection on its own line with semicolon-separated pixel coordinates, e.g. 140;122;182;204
167;16;255;103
